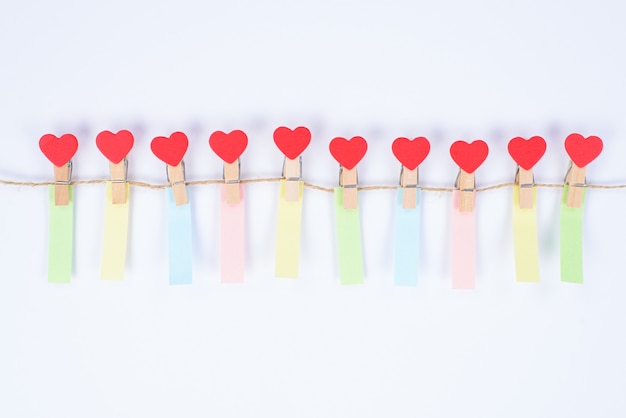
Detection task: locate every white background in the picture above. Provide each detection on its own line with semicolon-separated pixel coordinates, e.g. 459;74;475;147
1;1;626;417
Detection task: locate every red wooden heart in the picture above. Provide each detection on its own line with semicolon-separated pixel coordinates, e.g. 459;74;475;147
273;126;311;159
391;137;430;170
209;130;248;163
564;133;603;167
449;140;489;173
96;130;134;163
507;136;546;170
329;136;368;170
39;133;78;167
151;132;189;166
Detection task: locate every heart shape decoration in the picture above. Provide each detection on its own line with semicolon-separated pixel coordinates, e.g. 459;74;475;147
151;132;189;166
564;133;603;167
273;126;311;159
449;140;489;174
329;136;368;170
209;130;248;163
391;137;430;170
507;136;547;170
96;130;134;163
39;133;79;167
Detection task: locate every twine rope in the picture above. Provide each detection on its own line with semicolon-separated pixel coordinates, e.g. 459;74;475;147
1;178;625;192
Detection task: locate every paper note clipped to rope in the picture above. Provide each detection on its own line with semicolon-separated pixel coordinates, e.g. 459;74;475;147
47;185;73;283
275;180;304;278
560;185;585;283
394;188;420;286
167;187;192;284
334;187;364;284
101;182;130;280
220;184;245;283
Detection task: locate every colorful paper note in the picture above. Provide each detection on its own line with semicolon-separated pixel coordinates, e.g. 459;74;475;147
451;190;476;289
560;185;585;283
47;185;73;283
394;188;420;286
221;184;245;283
101;181;130;280
512;186;540;282
334;187;364;284
275;180;304;278
167;187;192;285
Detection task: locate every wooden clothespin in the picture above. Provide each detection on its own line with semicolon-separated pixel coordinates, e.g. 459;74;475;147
283;157;302;202
564;162;586;208
151;132;190;206
224;160;241;205
167;162;188;205
449;140;489;213
39;133;79;207
339;167;358;209
273;126;312;202
329;136;368;210
53;162;72;206
400;167;418;209
209;130;249;205
391;136;431;209
96;130;135;205
456;169;475;212
109;159;128;204
516;168;534;209
507;136;547;210
563;133;604;209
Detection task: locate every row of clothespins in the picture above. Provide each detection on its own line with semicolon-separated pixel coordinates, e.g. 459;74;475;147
38;127;603;287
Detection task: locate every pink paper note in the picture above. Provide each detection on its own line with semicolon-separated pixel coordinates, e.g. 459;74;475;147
220;185;245;283
451;190;476;289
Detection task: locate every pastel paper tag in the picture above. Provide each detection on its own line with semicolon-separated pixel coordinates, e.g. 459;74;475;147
275;180;304;278
560;186;585;283
101;182;130;280
334;187;364;284
47;185;73;283
167;187;192;285
394;188;420;286
451;190;476;289
221;184;245;283
512;186;540;282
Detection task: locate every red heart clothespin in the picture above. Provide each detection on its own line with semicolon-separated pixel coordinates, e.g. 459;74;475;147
209;130;248;205
96;130;134;204
39;133;78;206
329;136;368;209
274;126;311;202
564;133;603;208
450;140;489;212
151;132;189;206
508;136;547;209
392;137;430;209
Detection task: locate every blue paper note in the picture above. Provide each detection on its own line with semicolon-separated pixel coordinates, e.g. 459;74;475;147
167;188;193;285
394;188;420;286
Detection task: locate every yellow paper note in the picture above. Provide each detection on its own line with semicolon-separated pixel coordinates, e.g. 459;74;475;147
512;186;540;282
275;180;304;278
101;181;130;280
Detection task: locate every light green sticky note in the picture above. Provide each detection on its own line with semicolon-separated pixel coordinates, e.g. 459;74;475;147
101;182;130;280
334;187;364;285
48;185;73;283
560;185;586;284
275;180;304;278
512;186;540;282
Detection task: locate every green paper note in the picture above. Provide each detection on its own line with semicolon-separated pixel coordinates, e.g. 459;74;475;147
47;185;73;283
334;187;364;285
275;180;304;278
512;186;540;282
101;182;130;280
560;186;586;284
